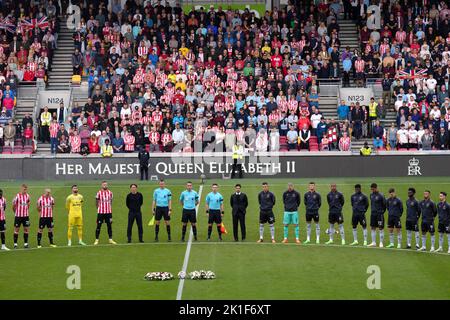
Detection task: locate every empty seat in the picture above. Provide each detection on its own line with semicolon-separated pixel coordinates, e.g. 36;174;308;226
2;146;12;154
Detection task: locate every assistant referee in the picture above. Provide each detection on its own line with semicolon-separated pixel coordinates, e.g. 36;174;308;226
126;184;144;243
152;179;172;242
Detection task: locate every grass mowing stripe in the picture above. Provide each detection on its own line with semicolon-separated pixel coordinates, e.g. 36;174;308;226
176;184;203;300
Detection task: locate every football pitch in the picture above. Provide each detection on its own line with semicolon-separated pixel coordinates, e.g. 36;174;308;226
1;177;450;300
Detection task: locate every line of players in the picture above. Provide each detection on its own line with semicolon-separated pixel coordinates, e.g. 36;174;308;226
0;181;449;254
254;182;450;253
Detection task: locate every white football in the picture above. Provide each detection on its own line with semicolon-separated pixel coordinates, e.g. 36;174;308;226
178;271;186;279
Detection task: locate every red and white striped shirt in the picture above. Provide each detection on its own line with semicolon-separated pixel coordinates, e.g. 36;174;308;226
0;196;6;220
138;46;148;57
328;127;338;142
379;43;390;56
37;195;54;218
50;123;59;138
13;193;30;217
27;61;37;72
339;136;351;151
257;79;266;88
395;30;406;44
224;80;236;91
124;134;135;151
96;189;113;214
268;112;280;124
288;100;298;113
161;133;172;145
149;131;160;144
141;115;152;125
278;100;288;113
214;102;225;113
235;129;245;143
355;60;365;73
70;135;81;153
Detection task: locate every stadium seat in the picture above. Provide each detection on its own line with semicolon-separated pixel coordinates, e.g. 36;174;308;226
2;146;12;154
12;146;23;154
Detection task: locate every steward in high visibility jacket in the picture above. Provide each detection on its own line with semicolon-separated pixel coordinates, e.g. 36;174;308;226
232;144;244;159
231;143;244;178
101;140;114;157
360;142;372;156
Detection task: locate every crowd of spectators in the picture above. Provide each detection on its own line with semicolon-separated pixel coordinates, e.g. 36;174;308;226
42;0;353;155
0;0;60;153
24;0;450;155
335;0;450;150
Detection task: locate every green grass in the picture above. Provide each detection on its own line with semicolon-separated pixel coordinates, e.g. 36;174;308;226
1;178;450;300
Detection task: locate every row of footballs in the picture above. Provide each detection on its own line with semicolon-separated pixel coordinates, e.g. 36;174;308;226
144;270;216;281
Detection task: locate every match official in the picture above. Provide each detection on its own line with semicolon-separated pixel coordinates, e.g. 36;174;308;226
152;179;172;242
180;181;199;242
126;184;144;243
230;184;248;241
205;183;224;241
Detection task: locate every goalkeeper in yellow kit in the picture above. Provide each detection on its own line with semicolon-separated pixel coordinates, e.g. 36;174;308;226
66;185;86;246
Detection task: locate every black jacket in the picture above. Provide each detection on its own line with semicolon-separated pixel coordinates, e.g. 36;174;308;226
351;192;369;213
138;150;150;166
258;191;276;211
126;192;143;213
283;190;301;212
230;192;248;215
387;197;403;218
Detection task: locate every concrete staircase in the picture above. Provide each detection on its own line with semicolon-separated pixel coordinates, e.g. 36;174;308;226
15;85;38;122
338;19;360;52
47;19;73;90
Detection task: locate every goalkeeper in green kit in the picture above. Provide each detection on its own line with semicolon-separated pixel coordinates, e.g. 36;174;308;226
282;183;301;244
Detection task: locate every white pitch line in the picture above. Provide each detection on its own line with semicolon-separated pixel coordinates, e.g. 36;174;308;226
1;238;449;256
176;184;204;300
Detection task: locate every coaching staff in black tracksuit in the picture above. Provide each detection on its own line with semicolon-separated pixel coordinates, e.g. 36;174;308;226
230;184;248;241
138;147;150;181
126;184;144;243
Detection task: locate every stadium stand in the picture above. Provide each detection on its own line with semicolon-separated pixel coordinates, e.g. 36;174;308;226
1;0;450;155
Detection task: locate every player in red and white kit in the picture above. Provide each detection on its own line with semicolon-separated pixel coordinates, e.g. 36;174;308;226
36;189;57;248
94;181;117;245
13;184;31;249
0;189;9;250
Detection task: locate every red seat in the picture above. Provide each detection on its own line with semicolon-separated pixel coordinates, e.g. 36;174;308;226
12;146;23;154
2;147;12;154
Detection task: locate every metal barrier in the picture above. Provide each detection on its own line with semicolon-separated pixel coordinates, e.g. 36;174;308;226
316;79;340;97
366;78;383;99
